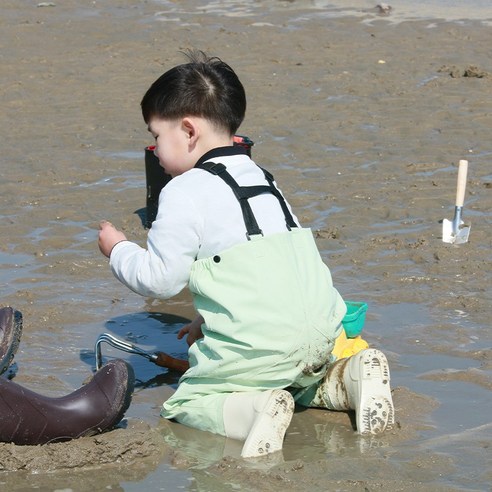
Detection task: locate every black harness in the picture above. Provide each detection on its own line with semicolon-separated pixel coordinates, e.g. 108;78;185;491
195;161;297;240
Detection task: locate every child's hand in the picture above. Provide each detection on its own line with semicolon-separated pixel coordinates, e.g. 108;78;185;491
178;315;204;347
98;221;127;258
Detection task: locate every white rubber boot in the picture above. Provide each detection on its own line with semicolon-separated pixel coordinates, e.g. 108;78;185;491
223;390;295;458
321;348;394;434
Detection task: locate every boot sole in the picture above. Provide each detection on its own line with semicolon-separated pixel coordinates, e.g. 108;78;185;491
241;390;294;458
0;308;23;376
351;349;394;435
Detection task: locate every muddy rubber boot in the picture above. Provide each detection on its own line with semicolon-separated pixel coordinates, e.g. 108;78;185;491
0;307;23;375
0;359;135;445
316;349;394;435
223;389;295;458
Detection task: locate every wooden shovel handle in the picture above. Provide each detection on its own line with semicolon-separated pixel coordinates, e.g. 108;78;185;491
455;160;468;207
153;352;189;372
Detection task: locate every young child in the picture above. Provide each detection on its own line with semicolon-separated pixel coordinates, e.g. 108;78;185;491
98;51;394;458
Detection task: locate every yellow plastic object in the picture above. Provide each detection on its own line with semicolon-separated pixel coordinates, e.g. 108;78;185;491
332;329;369;360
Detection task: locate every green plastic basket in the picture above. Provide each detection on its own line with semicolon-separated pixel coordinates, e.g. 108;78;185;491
342;301;368;338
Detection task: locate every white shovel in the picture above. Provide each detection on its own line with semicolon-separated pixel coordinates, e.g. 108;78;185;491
442;159;471;244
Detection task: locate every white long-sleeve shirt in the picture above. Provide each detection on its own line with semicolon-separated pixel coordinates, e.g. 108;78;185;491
110;147;300;299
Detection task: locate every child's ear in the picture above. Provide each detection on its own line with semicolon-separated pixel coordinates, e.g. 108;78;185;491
182;117;198;146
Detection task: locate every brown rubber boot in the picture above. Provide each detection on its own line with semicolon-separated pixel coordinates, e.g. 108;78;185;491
0;307;23;375
0;359;135;445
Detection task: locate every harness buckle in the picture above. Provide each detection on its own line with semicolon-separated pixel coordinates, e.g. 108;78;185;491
246;230;264;241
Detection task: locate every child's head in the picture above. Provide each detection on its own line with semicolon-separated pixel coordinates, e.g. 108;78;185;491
141;51;246;137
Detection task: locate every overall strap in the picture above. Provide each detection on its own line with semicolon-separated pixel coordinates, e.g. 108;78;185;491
260;167;298;231
195;162;297;239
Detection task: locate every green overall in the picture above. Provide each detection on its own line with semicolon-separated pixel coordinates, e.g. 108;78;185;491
161;163;346;435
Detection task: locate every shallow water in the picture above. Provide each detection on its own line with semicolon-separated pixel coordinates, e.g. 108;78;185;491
95;302;492;491
147;0;492;25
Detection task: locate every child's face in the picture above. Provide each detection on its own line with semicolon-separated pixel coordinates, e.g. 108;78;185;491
148;118;195;177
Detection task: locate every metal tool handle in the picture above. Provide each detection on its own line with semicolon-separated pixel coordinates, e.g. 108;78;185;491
94;333;189;373
95;333;157;370
455;160;468;207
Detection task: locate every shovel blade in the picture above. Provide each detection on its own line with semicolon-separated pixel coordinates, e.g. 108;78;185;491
442;218;471;244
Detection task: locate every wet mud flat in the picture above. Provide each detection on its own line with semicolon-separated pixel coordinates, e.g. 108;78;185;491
1;1;491;490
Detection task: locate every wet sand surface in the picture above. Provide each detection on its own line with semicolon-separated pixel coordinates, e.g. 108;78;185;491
1;1;491;490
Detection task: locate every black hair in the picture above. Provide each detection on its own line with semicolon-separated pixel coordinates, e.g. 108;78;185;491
141;50;246;136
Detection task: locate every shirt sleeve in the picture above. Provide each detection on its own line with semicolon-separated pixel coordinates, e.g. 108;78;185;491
109;183;202;299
